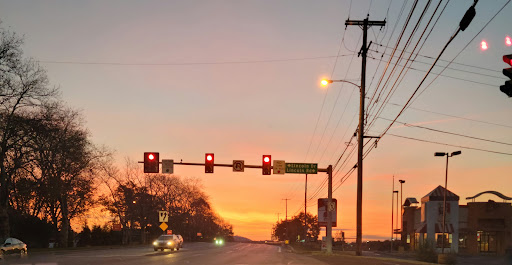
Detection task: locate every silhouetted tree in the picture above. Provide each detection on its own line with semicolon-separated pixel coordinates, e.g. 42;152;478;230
272;212;320;242
0;24;59;238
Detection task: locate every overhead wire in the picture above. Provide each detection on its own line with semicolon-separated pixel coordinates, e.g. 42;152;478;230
333;0;512;192
409;0;511;106
366;0;435;127
378;117;512;146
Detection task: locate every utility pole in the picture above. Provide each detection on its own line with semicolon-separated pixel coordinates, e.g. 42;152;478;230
283;199;290;221
326;165;333;254
391;176;394;252
345;17;386;256
396;189;399;241
399;179;405;243
276;213;281;222
304;174;308;241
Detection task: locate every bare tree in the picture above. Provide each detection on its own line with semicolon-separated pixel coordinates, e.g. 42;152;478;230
27;103;97;247
0;25;58;238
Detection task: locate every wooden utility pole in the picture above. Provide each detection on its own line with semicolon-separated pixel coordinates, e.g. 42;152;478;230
345;17;385;256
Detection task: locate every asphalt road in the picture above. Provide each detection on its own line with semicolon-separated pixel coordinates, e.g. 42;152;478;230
0;242;329;265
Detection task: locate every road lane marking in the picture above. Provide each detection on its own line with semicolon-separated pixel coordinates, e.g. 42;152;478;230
278;247;281;253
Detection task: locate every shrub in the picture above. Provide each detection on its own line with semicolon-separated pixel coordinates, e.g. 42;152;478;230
416;241;437;263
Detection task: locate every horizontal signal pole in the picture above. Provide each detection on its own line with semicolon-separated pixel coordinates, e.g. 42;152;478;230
138;161;330;172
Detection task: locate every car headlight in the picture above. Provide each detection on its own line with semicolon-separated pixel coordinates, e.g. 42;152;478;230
167;241;172;245
153;241;157;246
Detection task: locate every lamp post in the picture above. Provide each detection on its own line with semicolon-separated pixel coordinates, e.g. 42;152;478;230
395;190;399;241
434;151;461;253
399;179;405;242
393;190;398;247
322;79;375;256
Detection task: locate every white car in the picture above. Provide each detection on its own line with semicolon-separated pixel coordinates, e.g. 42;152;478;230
153;235;180;251
1;238;27;257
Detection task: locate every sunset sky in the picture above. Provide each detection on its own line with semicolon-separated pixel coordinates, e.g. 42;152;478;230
1;0;511;241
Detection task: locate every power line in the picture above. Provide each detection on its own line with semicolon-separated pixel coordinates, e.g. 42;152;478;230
369;50;504;79
37;54;353;66
410;0;511;106
384;101;512;129
378;117;512;146
365;0;441;132
386;133;512;156
366;56;497;87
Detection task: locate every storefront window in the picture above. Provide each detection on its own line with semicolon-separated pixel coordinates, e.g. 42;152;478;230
436;233;451;248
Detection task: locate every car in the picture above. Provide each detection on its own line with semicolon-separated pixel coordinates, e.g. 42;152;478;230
0;238;27;257
214;237;225;246
152;235;180;251
176;234;184;248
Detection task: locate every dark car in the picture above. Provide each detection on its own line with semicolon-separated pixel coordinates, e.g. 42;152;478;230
152;235;180;251
0;238;27;258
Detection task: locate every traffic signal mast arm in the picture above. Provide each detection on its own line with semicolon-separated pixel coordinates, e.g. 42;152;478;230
138;160;330;172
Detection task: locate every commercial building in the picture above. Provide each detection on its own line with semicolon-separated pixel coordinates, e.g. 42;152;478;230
402;186;512;255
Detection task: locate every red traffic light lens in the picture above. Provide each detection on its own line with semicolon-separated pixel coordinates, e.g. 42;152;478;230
506;36;511;47
148;154;155;160
206;154;213;161
263;156;270;163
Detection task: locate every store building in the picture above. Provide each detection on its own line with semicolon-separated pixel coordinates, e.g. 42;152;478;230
402;187;512;255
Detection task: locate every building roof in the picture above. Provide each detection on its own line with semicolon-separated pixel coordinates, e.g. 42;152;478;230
421;185;459;202
404;197;418;207
465;191;512;201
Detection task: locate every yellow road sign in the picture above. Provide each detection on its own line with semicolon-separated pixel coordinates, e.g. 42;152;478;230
159;222;168;231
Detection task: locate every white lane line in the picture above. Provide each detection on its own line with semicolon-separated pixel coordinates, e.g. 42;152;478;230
278;247;282;253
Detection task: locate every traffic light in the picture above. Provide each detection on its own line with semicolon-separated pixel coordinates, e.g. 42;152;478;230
144;152;159;173
501;54;512;97
262;155;271;175
205;153;214;173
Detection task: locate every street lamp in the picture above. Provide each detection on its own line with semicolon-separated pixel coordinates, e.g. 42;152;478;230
322;78;369;255
321;79;361;90
435;151;461;253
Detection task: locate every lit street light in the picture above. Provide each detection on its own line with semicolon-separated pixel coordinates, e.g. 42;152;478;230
322;78;377;255
320;79;361;91
434;151;461;254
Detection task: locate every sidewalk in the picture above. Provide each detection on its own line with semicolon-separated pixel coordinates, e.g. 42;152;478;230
286;245;435;265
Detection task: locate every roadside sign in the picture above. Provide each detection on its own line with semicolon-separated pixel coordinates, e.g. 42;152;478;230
233;160;244;172
285;163;318;174
167;230;173;235
159;211;169;222
273;160;285;174
328;202;336;212
318;198;337;227
162;159;174;174
159;222;168;231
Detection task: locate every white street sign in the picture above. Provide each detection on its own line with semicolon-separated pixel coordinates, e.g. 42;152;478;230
318;198;337;227
159;211;169;223
162;159;174;174
233;160;244;172
273;160;285;174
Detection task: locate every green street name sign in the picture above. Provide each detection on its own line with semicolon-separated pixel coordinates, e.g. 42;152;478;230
285;163;318;174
